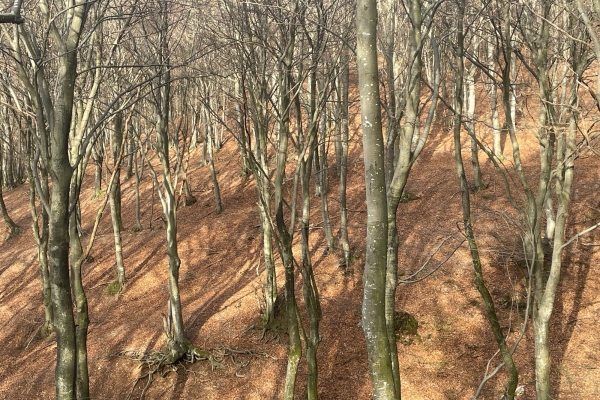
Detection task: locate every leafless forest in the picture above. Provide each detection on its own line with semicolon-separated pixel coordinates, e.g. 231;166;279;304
1;0;600;399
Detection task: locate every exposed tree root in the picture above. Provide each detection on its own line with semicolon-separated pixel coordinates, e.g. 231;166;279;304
113;344;276;400
249;290;287;342
113;345;218;400
106;280;125;295
7;225;19;239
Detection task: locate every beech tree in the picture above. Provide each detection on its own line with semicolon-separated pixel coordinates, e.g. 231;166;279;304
1;0;599;398
356;0;397;397
0;101;19;237
9;1;92;397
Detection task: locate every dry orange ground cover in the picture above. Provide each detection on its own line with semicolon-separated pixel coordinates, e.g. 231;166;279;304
1;111;599;399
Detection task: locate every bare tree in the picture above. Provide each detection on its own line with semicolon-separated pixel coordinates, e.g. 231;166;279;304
356;0;397;397
451;1;518;397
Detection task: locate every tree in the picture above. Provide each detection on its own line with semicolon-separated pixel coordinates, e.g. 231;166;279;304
0;103;19;237
26;1;90;396
451;0;518;397
356;0;397;397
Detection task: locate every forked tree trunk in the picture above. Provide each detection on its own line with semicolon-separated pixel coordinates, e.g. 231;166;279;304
46;3;88;397
301;33;324;396
273;8;302;397
532;19;583;399
242;9;277;327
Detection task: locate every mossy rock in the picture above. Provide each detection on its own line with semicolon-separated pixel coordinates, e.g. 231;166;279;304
395;310;420;345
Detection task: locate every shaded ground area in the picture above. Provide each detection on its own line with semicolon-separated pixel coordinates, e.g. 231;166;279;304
0;118;599;400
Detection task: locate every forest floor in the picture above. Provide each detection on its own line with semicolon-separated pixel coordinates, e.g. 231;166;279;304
1;107;600;400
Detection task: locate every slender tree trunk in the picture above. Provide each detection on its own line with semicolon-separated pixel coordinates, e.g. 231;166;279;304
338;50;351;268
0;162;19;237
92;141;104;198
207;126;223;214
133;147;142;231
488;35;503;160
4;130;15;189
534;22;582;399
109;111;126;290
125;136;135;180
357;0;397;397
333;86;343;177
453;4;517;396
301;40;324;398
27;135;53;334
152;0;199;363
250;115;277;326
466;62;484;191
318;105;334;253
274;8;302;397
69;204;89;400
300;139;321;400
233;80;251;176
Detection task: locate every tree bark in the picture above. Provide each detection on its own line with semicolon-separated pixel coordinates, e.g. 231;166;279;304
453;3;518;396
0;163;19;237
357;0;397;397
110;111;126;290
338;50;351;268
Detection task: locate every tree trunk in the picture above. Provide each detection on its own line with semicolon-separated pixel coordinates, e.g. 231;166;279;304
274;8;302;397
152;0;198;362
49;171;76;400
487;35;503;160
338;49;351;268
47;2;89;397
92;142;104;198
133;146;143;231
533;18;583;398
207;126;223;214
69;203;89;400
0;164;19;237
453;4;518;396
27;135;53;334
110;111;126;290
466;61;484;191
319;113;334;253
300;142;321;400
357;0;397;397
4;129;15;189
